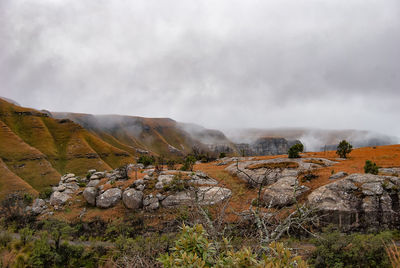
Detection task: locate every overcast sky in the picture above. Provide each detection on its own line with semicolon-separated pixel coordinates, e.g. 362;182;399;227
1;0;399;137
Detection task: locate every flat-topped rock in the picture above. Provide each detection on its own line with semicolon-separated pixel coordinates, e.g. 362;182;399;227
263;177;309;207
161;186;231;207
308;173;400;230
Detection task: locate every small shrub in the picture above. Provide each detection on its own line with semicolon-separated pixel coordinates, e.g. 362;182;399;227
364;160;379;175
288;143;304;158
137;155;155;167
336;140;353;158
167;159;176;170
219;152;226;158
39;187;53;199
23;193;33;205
180;155;196;171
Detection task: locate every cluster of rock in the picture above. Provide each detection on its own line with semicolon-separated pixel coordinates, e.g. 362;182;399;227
26;198;48;215
308;173;400;230
226;157;337;186
49;173;80;207
82;169;231;211
48;166;133;208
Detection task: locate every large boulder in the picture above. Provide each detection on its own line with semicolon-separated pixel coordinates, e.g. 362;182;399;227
50;191;71;206
308;173;400;230
162;187;231;207
226;157;337;186
83;187;98;206
263;177;309;207
96;188;122;208
122;189;143;209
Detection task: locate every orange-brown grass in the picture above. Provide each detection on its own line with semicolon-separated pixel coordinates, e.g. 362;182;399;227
299;145;400;192
246;161;299;170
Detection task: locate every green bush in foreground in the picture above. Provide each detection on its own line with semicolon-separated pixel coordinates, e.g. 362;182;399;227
310;230;393;268
158;224;307;267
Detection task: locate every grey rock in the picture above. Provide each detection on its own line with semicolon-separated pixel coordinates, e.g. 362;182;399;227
61;173;75;182
155;182;164;190
52;185;66;192
156;193;166;201
308;173;400;230
162;187;231;207
263;177;309;207
96;188;122;208
50;191;71;206
136;185;145;191
65;177;78;183
122;189;143;209
83;187;98;206
133;179;145;186
329;171;348;180
31;198;46;214
88;169;97;175
87;179;100;187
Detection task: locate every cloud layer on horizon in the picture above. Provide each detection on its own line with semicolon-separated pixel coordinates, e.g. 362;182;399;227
1;0;399;136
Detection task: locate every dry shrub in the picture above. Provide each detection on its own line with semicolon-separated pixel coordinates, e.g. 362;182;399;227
386;241;400;268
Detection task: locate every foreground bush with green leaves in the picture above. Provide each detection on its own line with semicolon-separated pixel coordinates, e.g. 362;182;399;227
310;230;395;268
158;224;308;267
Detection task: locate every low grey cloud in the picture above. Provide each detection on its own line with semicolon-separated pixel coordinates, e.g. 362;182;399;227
1;0;399;137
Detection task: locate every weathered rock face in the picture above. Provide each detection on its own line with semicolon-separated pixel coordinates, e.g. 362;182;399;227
50;191;71;206
31;198;46;214
263;177;309;207
308;174;400;230
83;187;98;206
96;188;122;208
161;186;231;207
226;157;337;186
235;138;302;156
379;167;400;176
122;189;143;209
329;171;348;180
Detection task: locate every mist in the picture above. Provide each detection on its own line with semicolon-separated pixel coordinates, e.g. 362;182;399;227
1;0;400;139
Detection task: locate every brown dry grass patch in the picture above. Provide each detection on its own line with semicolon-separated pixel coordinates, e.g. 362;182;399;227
246;161;299;170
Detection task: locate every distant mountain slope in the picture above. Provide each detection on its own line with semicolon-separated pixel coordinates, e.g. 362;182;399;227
226;128;400;152
51;113;216;157
0;99;134;195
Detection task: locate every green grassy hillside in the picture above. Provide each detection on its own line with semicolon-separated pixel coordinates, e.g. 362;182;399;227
0;99;134;195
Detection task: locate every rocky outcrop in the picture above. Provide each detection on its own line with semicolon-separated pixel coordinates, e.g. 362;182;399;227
263;177;309;207
50;191;71;206
122;189;143;209
329;171;348;180
31;199;47;214
161;186;231;207
379;167;400;176
308;174;400;230
226;157;337;186
96;188;122;208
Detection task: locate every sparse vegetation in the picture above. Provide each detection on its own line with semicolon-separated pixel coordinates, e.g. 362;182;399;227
364;160;379;174
288;143;304;158
180;155;196;171
246;161;299;170
219;152;226;158
336;139;353;158
137;155;156;167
